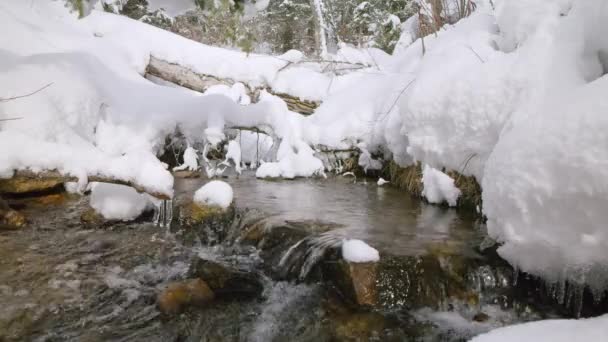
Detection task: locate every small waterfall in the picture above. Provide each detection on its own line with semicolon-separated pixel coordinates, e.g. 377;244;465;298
278;233;343;281
153;199;173;228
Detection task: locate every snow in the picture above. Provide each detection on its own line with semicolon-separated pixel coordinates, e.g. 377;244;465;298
471;315;608;342
377;178;389;186
256;141;325;179
481;0;608;291
90;183;152;220
222;140;242;174
421;165;461;207
341;239;380;263
193;181;234;209
173;146;199;172
3;0;608;294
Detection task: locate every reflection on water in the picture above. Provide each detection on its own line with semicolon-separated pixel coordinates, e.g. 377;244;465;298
176;172;484;256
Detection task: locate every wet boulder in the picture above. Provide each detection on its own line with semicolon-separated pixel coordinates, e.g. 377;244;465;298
324;259;379;307
173;199;235;245
0;198;26;230
244;220;342;281
157;278;215;315
0;172;65;195
80;208;105;227
188;258;263;299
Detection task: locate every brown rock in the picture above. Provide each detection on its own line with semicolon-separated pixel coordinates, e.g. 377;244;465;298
473;312;490;322
0;209;27;230
157;278;215;315
326;259;378;307
80;208;105;226
0;174;64;195
33;193;68;206
0;198;26;230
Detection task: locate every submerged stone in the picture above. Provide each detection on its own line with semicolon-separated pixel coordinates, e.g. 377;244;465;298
157;278;215;315
80;208;105;227
188;258;263;299
0;198;26;230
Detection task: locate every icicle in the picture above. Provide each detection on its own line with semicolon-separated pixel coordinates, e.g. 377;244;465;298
154;199;173;228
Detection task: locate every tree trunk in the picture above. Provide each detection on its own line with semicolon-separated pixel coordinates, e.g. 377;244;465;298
145;56;320;115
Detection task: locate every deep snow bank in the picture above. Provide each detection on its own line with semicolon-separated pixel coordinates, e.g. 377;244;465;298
482;0;608;291
0;0;326;192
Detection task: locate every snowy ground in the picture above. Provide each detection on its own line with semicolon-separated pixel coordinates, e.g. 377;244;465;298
2;0;608;338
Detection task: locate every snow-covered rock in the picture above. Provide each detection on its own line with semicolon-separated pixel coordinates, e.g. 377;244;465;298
193;181;234;209
422;165;461;207
256;141;324;179
377;178;389;186
173;146;199;172
341;239;380;263
90;183;151;220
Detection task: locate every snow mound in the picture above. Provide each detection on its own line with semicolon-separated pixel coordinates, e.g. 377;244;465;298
471;315;608;342
256;141;324;179
90;183;151;220
223;140;242;174
173;146;199;172
422;165;461;207
341;239;380;263
193;181;234;209
481;0;608;290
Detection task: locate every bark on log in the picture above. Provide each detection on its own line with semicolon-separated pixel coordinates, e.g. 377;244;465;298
145;56;320;116
1;170;171;200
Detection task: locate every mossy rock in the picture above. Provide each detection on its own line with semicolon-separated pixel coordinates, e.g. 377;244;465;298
375;255;469;311
0;208;27;230
173;200;236;245
80;208;105;227
0;177;64;195
0;197;26;230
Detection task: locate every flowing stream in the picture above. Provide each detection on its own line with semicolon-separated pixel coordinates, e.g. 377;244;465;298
0;173;555;341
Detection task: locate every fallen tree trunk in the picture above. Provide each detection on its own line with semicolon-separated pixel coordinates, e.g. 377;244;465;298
0;170;171;200
145;56;320;115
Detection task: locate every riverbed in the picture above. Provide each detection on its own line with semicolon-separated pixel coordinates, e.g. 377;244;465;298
0;173;546;341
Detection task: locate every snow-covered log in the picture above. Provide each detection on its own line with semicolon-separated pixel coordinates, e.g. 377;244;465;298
145;56;320;115
1;170;171;200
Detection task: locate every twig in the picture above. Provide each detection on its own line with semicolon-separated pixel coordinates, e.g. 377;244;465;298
379;78;416;122
455;153;478;183
466;45;485;63
0;118;23;122
278;61;293;72
0;82;53;102
366;48;380;70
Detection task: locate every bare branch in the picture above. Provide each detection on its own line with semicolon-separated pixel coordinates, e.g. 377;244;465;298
380;78;416;121
466;45;485;63
0;82;53;102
